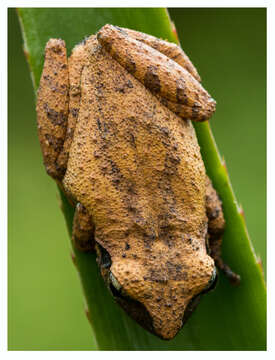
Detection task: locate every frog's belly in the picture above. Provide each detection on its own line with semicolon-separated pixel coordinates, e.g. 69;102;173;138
63;41;207;257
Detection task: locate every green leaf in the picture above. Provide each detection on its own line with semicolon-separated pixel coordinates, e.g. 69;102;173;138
17;7;266;350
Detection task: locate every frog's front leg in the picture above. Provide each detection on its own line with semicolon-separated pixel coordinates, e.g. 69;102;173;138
57;38;93;173
36;39;69;181
72;203;95;252
97;24;216;122
205;177;241;286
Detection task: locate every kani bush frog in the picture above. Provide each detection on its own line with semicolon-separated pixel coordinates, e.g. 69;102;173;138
36;24;240;340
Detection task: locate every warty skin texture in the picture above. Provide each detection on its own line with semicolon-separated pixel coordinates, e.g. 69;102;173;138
36;25;239;340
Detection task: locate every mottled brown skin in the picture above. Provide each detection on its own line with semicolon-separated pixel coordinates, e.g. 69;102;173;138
36;25;239;340
97;25;216;122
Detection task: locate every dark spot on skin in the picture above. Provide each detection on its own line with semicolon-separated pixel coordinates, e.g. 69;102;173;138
96;118;101;131
95;83;104;90
115;87;125;93
166;261;185;281
126;182;138;195
147;269;168;283
176;78;187;104
127;80;133;88
45;133;63;152
160;97;168;107
160;126;169;137
43;103;67;126
124;116;136;123
128;205;137;213
125;57;136;74
94;151;101;159
115;79;134;93
52;45;63;54
144;65;161;94
113;178;120;186
209;207;220;220
122;253;126;258
101;159;124;190
125;243;130;250
128;133;136;147
100;35;113;53
71;108;79;118
168;154;181;165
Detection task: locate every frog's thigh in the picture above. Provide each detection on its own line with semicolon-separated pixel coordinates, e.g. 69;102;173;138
72;203;95;252
97;25;215;122
206;176;240;285
36;39;69;181
57;39;93;173
120;27;201;82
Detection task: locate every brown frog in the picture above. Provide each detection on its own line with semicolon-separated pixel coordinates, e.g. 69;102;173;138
36;24;240;340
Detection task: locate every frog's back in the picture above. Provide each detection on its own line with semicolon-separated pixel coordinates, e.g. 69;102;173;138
63;37;212;339
64;36;207;255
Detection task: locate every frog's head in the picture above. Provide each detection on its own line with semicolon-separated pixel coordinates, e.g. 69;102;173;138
96;242;217;340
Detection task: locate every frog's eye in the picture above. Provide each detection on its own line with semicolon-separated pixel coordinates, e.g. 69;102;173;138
203;267;218;293
109;271;122;296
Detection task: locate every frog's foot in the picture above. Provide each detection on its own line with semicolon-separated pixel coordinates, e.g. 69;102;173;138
208;236;240;286
97;24;216;122
205;176;241;286
72;203;95;252
36;39;69;181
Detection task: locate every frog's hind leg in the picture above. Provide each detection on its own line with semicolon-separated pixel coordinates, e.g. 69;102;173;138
205;176;240;286
36;39;69;181
97;24;216;122
72;203;95;252
118;26;201;82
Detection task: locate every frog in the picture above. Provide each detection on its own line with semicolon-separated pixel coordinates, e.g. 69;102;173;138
36;24;240;340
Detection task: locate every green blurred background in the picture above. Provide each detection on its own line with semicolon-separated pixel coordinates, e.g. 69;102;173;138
8;8;266;350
